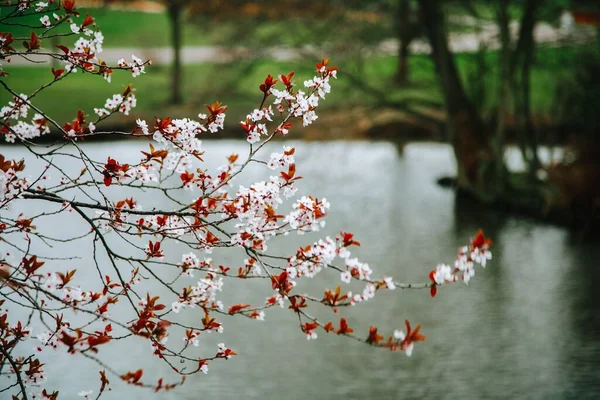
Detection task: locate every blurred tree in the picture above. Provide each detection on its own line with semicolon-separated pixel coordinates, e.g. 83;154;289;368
185;0;395;103
416;0;600;229
395;0;420;85
103;0;190;104
508;0;541;179
417;0;494;193
165;0;189;105
416;0;558;194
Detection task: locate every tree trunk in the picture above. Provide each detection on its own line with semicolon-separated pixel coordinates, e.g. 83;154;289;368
510;0;539;179
520;1;539;179
418;0;495;193
493;0;511;190
396;41;410;85
395;0;412;85
168;2;184;105
51;36;60;69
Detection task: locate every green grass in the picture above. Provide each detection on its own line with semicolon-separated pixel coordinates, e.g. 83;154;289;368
1;6;391;49
0;56;437;127
0;46;585;130
1;7;210;47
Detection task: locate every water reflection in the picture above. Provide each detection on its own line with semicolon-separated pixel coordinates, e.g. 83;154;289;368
1;141;598;399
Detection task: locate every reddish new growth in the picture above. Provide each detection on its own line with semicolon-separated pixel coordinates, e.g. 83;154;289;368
102;157;130;186
0;3;493;398
260;74;278;94
428;229;493;297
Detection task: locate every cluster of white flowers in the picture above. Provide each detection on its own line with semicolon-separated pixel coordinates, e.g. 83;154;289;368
351;282;377;305
242;106;274;143
287;237;337;279
17;0;29;11
270;87;295;104
392;329;413;356
1;94;30;120
344;257;373;281
35;1;48;12
265;293;285;308
60;286;88;305
270;71;335;128
432;263;453;285
0;167;28;207
42;272;62;291
239;68;335;144
183;330;201;347
197;112;226;134
209;114;225;133
143;214;189;237
64;30;105;73
291;90;320;127
180;252;200;271
433;233;493;287
229;176;288;250
2;115;50;143
248;106;274;123
94;93;136;116
216;343;234;358
117;55;145;77
172;275;224;315
40;15;51;27
73;32;103;56
304;74;333;98
243;121;268;144
36;331;59;352
129;163;159;184
456;247;479;284
70;23;92;36
135;119;149;135
267;146;295;170
179;253;213;277
382;276;396;290
165;150;195;174
284;196;329;234
306;329;318;340
470;244;492;267
138;118;209;174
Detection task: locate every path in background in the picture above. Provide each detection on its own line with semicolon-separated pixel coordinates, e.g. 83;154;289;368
6;22;596;67
77;0;165;12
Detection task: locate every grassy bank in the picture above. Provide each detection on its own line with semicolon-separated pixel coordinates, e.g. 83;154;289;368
0;46;582;132
3;7;210;48
3;6;391;49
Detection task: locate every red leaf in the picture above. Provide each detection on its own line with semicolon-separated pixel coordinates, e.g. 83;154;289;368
56;45;70;54
228;303;251;315
63;0;79;15
30;32;40;49
338;317;354;335
280;71;294;88
82;13;94;27
51;67;65;78
323;321;335;333
259;74;278;94
367;325;383;344
103;174;112;186
430;285;437;298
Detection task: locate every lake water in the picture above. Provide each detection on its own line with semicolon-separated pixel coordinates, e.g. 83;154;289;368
1;141;598;399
